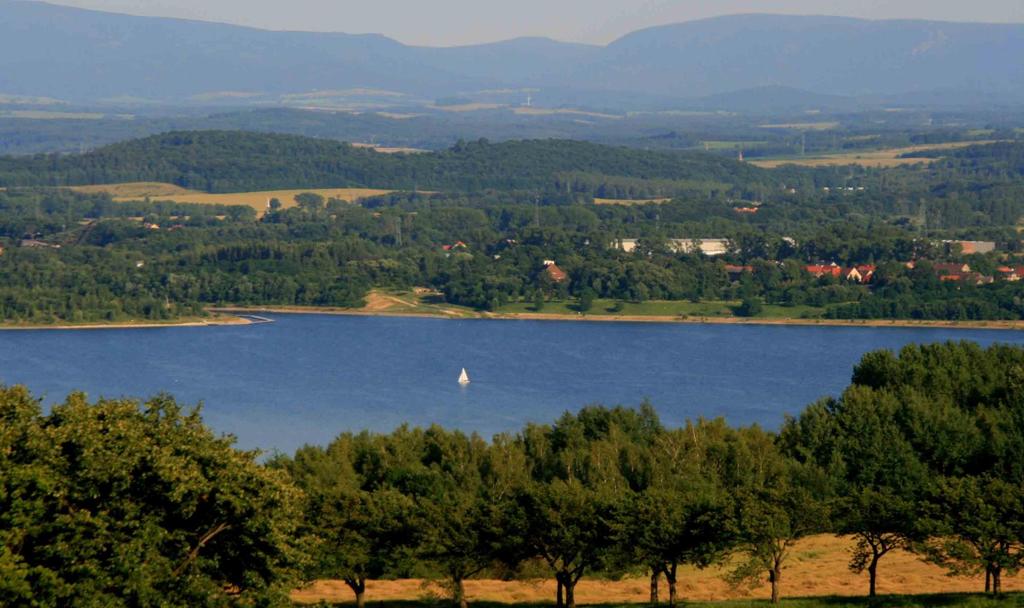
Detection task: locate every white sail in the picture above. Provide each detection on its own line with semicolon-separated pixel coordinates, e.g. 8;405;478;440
458;368;471;385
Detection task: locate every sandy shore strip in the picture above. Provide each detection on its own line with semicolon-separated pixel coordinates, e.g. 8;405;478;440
0;314;254;331
209;306;1024;331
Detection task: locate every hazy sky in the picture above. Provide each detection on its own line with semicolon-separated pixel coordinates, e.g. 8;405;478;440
38;0;1024;46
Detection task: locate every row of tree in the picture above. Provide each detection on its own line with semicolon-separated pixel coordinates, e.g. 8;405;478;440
3;342;1021;607
275;342;1024;607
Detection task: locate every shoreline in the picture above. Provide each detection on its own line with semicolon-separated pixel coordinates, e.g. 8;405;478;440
4;306;1023;332
209;306;1024;331
0;314;254;331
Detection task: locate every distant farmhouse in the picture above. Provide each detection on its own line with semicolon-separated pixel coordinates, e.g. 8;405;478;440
617;238;731;257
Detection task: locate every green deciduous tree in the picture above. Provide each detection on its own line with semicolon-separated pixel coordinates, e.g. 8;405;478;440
0;387;304;608
728;428;829;605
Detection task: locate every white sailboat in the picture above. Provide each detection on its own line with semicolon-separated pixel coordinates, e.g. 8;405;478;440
458;368;471;385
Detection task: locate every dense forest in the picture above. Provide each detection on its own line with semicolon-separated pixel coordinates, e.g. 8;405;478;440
2;342;1024;607
0;131;776;195
1;135;1024;324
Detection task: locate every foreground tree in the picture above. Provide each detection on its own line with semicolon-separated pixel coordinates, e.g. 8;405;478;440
781;386;927;596
620;421;734;607
922;475;1024;594
416;428;509;608
518;480;617;608
0;387;304;607
728;428;828;604
305;488;416;608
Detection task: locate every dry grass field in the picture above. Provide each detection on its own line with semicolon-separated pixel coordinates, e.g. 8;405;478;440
292;535;1022;606
750;141;996;169
759;122;841;130
512;107;622;119
593;197;672;206
350;143;429;154
67;183;393;215
430;103;507;112
69;182;195;198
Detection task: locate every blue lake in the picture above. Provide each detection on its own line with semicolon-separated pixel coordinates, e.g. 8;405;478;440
2;314;1023;454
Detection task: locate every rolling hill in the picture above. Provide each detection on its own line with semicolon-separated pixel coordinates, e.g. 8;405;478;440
0;130;774;192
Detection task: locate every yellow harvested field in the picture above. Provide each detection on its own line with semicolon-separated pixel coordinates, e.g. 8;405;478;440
68;183;393;215
513;107;622;120
759;121;841;130
350;142;429;154
293;534;1023;605
429;103;506;112
69;182;196;198
751;140;997;169
594;197;672;206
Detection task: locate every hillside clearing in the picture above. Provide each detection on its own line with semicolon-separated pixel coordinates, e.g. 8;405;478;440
593;197;672;206
68;182;195;198
67;183;394;214
752;141;997;168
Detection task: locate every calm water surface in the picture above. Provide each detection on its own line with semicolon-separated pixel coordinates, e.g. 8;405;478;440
3;314;1023;454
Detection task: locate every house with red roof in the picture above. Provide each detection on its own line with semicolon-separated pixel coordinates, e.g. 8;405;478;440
805;263;842;279
998;266;1022;282
724;264;754;281
844;265;877;284
543;261;568;283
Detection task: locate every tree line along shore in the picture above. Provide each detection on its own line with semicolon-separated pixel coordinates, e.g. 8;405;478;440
2;341;1024;607
1;134;1024;326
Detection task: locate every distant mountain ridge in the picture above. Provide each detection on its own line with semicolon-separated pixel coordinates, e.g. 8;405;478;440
1;1;1022;107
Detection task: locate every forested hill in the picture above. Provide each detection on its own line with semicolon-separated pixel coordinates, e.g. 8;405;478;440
0;130;775;194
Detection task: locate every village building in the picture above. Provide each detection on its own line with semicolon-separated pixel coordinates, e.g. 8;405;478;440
997;266;1022;282
805;263;843;279
543;260;568;283
724;264;754;281
617;238;731;257
844;264;877;284
946;272;995;286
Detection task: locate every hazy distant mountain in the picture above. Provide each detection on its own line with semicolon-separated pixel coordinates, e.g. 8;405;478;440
584;15;1024;100
679;86;863;113
1;1;1022;108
